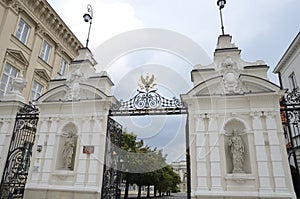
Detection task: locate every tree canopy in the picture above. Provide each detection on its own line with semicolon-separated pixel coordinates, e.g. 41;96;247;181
120;130;181;198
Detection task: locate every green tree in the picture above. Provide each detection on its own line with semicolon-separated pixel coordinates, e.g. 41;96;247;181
120;131;144;199
120;131;180;198
155;165;181;196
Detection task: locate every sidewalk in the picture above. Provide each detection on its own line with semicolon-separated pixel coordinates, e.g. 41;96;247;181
155;192;186;198
127;192;186;199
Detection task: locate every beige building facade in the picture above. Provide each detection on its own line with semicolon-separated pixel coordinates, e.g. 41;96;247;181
170;160;187;193
0;0;83;103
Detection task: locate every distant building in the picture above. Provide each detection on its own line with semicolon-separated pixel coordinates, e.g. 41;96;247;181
0;0;83;103
170;160;187;192
274;32;300;91
274;32;300;171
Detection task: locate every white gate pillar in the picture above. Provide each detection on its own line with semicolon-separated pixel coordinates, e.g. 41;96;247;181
182;34;296;199
24;48;115;199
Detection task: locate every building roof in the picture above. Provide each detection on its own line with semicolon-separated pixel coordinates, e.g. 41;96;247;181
273;32;300;73
16;0;84;55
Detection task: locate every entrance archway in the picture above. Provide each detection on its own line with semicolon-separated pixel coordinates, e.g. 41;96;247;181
102;73;191;199
93;29;207;199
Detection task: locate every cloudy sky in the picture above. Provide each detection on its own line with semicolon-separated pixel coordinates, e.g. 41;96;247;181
48;0;300;163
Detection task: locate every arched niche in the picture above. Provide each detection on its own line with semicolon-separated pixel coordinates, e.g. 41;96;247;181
55;123;78;171
223;118;251;174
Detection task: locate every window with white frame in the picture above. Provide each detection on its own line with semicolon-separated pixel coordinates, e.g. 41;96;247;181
30;80;43;101
0;63;19;98
40;40;52;63
59;58;67;75
15;18;30;44
289;72;298;91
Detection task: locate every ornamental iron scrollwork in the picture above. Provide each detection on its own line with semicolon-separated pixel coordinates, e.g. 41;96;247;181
0;103;39;199
110;74;185;116
281;89;300;106
19;101;39;114
280;89;300;173
101;118;122;199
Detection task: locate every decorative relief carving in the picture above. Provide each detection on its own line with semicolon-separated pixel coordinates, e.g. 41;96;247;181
65;67;85;100
55;43;62;54
35;23;45;36
250;111;263;119
265;111;276;118
218;56;247;95
221;56;238;70
3;0;21;13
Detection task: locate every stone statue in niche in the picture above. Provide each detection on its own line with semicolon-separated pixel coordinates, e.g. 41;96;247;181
228;129;245;173
62;131;75;169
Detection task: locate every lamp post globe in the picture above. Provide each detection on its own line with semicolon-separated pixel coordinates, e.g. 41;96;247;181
83;13;92;23
217;0;226;9
217;0;226;35
83;4;93;48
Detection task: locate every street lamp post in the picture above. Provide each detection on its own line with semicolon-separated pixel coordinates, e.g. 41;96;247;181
83;4;93;48
217;0;226;35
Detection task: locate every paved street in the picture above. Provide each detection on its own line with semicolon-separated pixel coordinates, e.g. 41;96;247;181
128;192;187;199
155;192;186;199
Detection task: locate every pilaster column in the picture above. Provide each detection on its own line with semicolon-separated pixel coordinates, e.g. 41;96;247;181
39;118;52;182
251;111;272;192
266;111;289;192
196;114;209;191
41;118;58;183
208;114;222;191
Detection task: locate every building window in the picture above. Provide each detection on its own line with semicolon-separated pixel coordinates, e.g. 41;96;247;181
289;72;298;91
30;80;43;101
0;63;19;98
59;58;67;75
15;19;30;44
40;41;52;63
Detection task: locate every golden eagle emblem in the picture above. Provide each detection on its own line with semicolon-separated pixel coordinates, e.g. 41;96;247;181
138;74;156;92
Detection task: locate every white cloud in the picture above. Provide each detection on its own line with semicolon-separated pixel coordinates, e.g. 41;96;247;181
48;0;143;50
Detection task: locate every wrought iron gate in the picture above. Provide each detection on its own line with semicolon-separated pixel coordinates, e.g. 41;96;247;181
280;89;300;173
106;74;191;199
0;103;39;199
101;117;123;199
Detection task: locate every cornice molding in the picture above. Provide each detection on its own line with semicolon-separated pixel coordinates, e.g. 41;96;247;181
5;0;84;57
274;32;300;73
